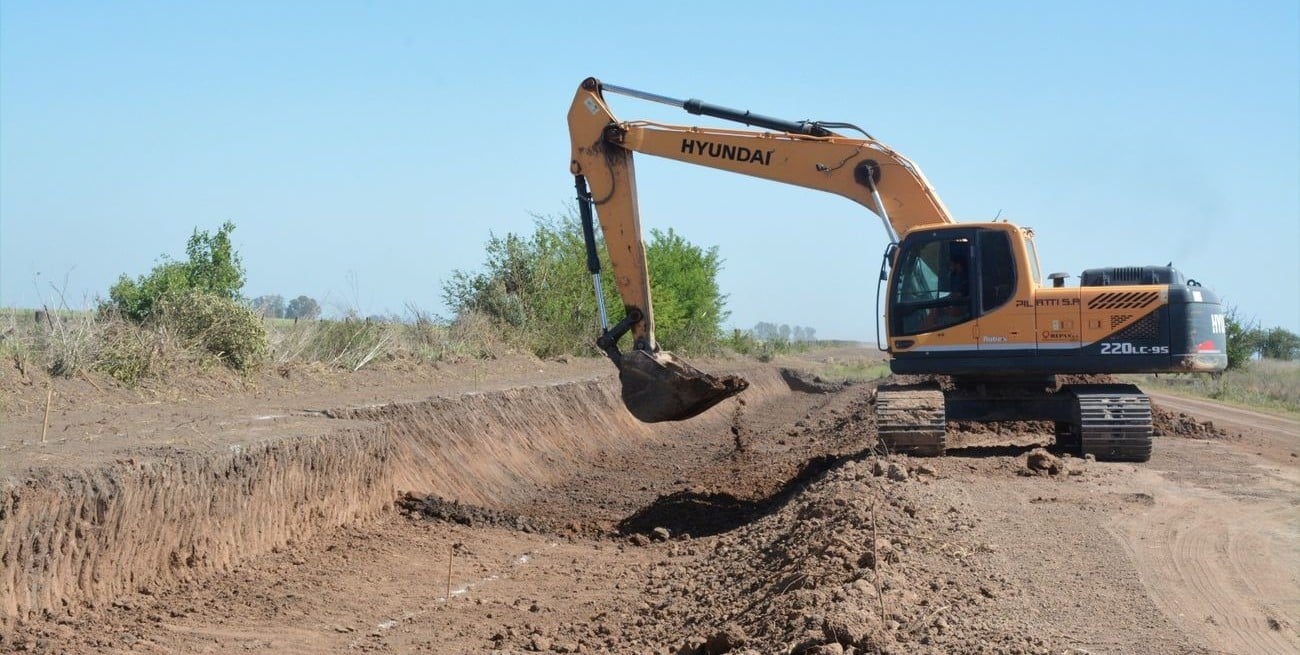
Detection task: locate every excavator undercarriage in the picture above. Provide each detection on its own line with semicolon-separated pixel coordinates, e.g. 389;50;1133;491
876;379;1154;461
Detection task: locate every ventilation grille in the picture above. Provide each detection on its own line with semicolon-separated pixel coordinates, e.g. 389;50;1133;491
1109;312;1162;343
1089;291;1160;310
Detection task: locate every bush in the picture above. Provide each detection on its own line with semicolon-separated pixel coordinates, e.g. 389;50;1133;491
104;221;246;322
94;320;161;385
645;228;728;353
1224;306;1260;370
157;291;268;372
444;214;728;357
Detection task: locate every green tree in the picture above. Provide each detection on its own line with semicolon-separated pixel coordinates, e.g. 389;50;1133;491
1224;306;1261;370
444;214;727;357
286;295;322;319
645;227;728;352
104;221;245;322
253;294;286;318
444;215;619;357
1257;326;1300;360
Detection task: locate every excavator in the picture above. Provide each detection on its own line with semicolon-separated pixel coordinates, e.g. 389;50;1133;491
568;77;1227;461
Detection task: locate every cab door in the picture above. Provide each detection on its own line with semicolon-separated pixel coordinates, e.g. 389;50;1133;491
972;228;1032;353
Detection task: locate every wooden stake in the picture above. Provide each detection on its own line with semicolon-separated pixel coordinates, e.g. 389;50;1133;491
446;544;453;601
41;384;54;444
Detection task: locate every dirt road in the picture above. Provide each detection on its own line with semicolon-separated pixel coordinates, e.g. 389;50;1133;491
4;357;1298;654
1147;389;1300;464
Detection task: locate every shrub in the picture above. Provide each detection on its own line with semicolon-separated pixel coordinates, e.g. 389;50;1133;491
157;291;268;372
104;221;246;322
445;214;727;358
1224;306;1260;371
645;228;728;353
95;320;160;385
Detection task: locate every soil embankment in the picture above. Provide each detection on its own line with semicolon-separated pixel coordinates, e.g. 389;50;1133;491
3;351;1297;654
0;358;786;626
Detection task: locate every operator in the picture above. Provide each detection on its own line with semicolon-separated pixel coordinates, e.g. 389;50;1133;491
922;251;971;330
948;250;970;300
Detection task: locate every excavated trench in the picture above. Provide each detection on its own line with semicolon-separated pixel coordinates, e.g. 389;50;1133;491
0;367;794;626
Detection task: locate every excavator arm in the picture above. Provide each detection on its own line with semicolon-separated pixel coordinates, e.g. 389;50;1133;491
568;77;954;422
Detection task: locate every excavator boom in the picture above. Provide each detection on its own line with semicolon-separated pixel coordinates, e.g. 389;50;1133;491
569;77;953;422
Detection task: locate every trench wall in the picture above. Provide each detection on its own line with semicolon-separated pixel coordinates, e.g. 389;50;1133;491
1;368;788;624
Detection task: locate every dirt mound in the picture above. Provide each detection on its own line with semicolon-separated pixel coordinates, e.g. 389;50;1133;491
563;456;1058;654
1153;405;1230;439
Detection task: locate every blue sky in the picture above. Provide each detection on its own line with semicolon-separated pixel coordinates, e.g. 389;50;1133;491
2;1;1297;339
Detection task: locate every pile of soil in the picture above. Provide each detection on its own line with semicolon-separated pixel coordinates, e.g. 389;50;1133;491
1152;406;1230;439
492;454;1058;655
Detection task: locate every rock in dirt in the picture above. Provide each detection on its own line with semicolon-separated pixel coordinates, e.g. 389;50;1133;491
652;526;672;542
822;608;873;646
1025;448;1066;475
703;623;748;654
805;643;845;655
886;462;909;482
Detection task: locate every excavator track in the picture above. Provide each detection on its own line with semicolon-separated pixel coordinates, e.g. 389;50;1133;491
874;386;947;456
1063;384;1153;462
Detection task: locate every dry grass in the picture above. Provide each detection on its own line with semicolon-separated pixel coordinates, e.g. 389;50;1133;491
1134;358;1300;416
813;360;892;383
2;300;525;387
265;308;509;370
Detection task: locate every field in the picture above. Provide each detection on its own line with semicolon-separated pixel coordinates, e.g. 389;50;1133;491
1;345;1297;654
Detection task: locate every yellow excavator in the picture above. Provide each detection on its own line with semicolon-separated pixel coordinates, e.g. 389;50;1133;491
568;77;1227;461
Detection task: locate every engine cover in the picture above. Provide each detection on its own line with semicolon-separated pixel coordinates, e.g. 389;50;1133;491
1080;266;1185;287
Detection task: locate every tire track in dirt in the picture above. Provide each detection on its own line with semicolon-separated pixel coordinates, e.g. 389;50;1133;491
1113;447;1300;655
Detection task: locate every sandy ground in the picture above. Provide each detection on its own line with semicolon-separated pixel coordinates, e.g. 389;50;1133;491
3;351;1298;654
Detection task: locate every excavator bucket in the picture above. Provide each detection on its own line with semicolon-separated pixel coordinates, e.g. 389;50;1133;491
617;350;748;423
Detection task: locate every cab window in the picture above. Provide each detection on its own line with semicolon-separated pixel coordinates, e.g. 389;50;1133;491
892;237;973;336
979;231;1016;312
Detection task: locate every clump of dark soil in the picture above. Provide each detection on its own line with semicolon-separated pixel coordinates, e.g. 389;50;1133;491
1152;406;1230;439
780;368;846;394
397;493;553;534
